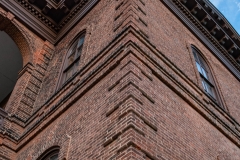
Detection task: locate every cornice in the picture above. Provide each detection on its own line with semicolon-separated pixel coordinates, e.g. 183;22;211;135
203;0;240;44
0;0;57;42
55;0;98;43
0;0;99;44
161;0;240;80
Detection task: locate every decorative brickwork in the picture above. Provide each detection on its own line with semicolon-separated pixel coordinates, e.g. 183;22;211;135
114;0;148;36
7;42;55;122
0;0;240;159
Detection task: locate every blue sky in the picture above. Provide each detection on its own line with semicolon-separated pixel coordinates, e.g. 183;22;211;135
209;0;240;35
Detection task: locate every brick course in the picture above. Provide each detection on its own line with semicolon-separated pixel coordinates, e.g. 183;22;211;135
0;0;240;159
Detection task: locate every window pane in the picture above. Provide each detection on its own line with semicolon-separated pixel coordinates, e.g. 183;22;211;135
69;44;77;57
202;79;215;99
68;53;75;65
196;61;209;80
193;51;197;59
204;81;210;93
198;56;206;69
77;37;84;48
196;62;202;73
60;34;85;87
201;80;208;92
200;67;208;79
49;154;58;160
65;66;73;80
75;59;79;72
76;46;83;57
208;85;215;98
72;60;79;75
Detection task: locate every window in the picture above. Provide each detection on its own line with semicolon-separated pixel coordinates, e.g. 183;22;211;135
42;152;58;160
60;34;85;85
192;46;217;100
37;146;59;160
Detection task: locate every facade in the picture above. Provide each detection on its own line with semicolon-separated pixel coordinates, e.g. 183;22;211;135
0;0;240;159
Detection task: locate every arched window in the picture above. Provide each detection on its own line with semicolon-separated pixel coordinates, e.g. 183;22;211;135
37;146;60;160
192;46;218;101
59;33;85;86
41;152;58;160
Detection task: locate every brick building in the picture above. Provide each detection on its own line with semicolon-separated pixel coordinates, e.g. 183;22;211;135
0;0;240;159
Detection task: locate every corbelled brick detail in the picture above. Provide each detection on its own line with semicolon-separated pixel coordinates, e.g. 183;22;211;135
103;54;159;159
15;43;54;121
114;0;148;37
0;8;49;123
1;0;240;159
0;10;55;154
8;63;34;120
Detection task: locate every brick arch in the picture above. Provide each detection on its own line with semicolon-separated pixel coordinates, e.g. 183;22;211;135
0;10;33;66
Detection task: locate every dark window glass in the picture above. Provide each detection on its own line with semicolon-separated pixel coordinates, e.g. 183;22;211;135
48;153;58;160
38;147;59;160
61;34;85;85
43;152;58;160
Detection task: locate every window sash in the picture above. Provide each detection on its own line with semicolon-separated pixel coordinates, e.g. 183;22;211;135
192;47;223;107
199;70;216;99
63;57;80;81
64;36;84;70
49;154;58;160
77;37;84;48
61;35;85;85
196;62;209;80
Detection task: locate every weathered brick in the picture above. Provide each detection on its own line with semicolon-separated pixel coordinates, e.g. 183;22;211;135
0;0;240;160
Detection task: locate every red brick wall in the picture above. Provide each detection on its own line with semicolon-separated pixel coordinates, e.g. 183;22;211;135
1;0;240;159
16;42;240;159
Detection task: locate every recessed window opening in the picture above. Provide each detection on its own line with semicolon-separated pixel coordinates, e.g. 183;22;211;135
59;33;85;87
192;46;218;101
